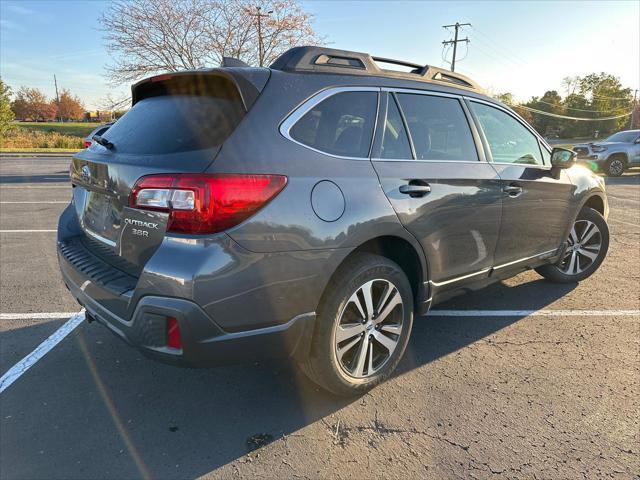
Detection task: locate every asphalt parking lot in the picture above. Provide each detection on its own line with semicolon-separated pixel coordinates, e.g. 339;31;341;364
0;155;638;479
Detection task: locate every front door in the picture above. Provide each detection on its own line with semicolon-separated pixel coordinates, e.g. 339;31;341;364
630;135;640;165
467;100;574;268
371;91;503;289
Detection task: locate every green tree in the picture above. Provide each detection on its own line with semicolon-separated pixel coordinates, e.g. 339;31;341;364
495;92;534;124
579;73;633;134
525;90;563;135
493;73;634;139
0;78;15;137
562;93;591;137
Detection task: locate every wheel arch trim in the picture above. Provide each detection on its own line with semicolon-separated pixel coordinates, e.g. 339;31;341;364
319;232;432;316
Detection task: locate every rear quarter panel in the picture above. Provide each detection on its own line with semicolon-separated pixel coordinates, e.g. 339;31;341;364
197;72;431;324
208;71;416;254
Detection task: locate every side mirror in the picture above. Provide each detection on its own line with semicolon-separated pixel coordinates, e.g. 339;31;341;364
550;147;577;169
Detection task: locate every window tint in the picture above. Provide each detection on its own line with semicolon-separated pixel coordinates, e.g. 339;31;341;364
380;96;413;159
103;94;244;154
470;102;543;165
396;94;478;161
289;91;377;158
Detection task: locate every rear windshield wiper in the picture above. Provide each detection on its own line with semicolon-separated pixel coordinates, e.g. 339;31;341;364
92;135;114;150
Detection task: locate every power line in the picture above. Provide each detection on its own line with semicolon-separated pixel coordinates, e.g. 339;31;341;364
471;26;529;68
507;103;633;121
531;98;630;114
590;92;634;100
442;22;470;72
469;29;635;112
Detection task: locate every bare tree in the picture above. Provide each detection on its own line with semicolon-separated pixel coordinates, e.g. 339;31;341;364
102;0;323;84
99;93;131;111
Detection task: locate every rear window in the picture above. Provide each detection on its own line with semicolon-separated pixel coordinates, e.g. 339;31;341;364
289;91;377;158
93;126;109;137
102;77;245;154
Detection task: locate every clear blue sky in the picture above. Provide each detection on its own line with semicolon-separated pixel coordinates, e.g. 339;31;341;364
1;0;638;110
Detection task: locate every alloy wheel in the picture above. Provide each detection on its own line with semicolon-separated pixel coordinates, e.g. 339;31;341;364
608;159;624;176
334;279;404;379
559;219;602;275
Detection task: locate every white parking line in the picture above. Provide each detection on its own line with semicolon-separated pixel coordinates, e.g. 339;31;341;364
0;308;638;394
429;309;640;316
0;312;78;320
0;201;68;204
0;186;69;189
0;311;84;394
0;230;57;233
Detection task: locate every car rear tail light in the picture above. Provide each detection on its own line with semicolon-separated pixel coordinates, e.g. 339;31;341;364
129;173;287;234
83;140;92;148
166;317;182;349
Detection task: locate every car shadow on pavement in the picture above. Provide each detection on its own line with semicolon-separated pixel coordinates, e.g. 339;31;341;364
0;278;576;480
399;278;577;375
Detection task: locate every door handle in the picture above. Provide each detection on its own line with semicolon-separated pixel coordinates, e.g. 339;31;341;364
400;183;431;197
503;184;523;197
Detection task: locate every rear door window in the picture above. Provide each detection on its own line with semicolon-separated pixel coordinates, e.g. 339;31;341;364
396;94;478;161
380;95;413;159
289;91;378;158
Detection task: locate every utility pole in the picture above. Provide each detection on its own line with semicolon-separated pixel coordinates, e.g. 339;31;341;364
630;89;638;129
442;22;471;72
53;74;61;122
246;6;273;67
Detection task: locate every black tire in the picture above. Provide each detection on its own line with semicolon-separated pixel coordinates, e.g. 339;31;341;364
536;207;609;283
299;253;414;396
605;155;626;177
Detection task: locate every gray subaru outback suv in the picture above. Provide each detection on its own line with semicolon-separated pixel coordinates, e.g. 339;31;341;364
58;47;609;395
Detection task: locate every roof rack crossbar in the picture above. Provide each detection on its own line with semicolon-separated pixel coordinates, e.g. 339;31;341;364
371;56;424;71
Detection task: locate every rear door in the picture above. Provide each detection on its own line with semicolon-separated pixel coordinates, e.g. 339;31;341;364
467;100;574;268
70;73;250;272
371;90;503;289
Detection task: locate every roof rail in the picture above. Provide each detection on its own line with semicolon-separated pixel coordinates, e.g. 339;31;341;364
270;46;481;91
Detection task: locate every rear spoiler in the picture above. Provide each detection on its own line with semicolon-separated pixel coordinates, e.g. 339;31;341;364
131;68;270;111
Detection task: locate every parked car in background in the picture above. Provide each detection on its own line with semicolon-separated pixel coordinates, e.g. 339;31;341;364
83;122;114;148
58;47;610;395
573;129;640;176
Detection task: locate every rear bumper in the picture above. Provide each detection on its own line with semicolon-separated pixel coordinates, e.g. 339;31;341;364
58;240;315;367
